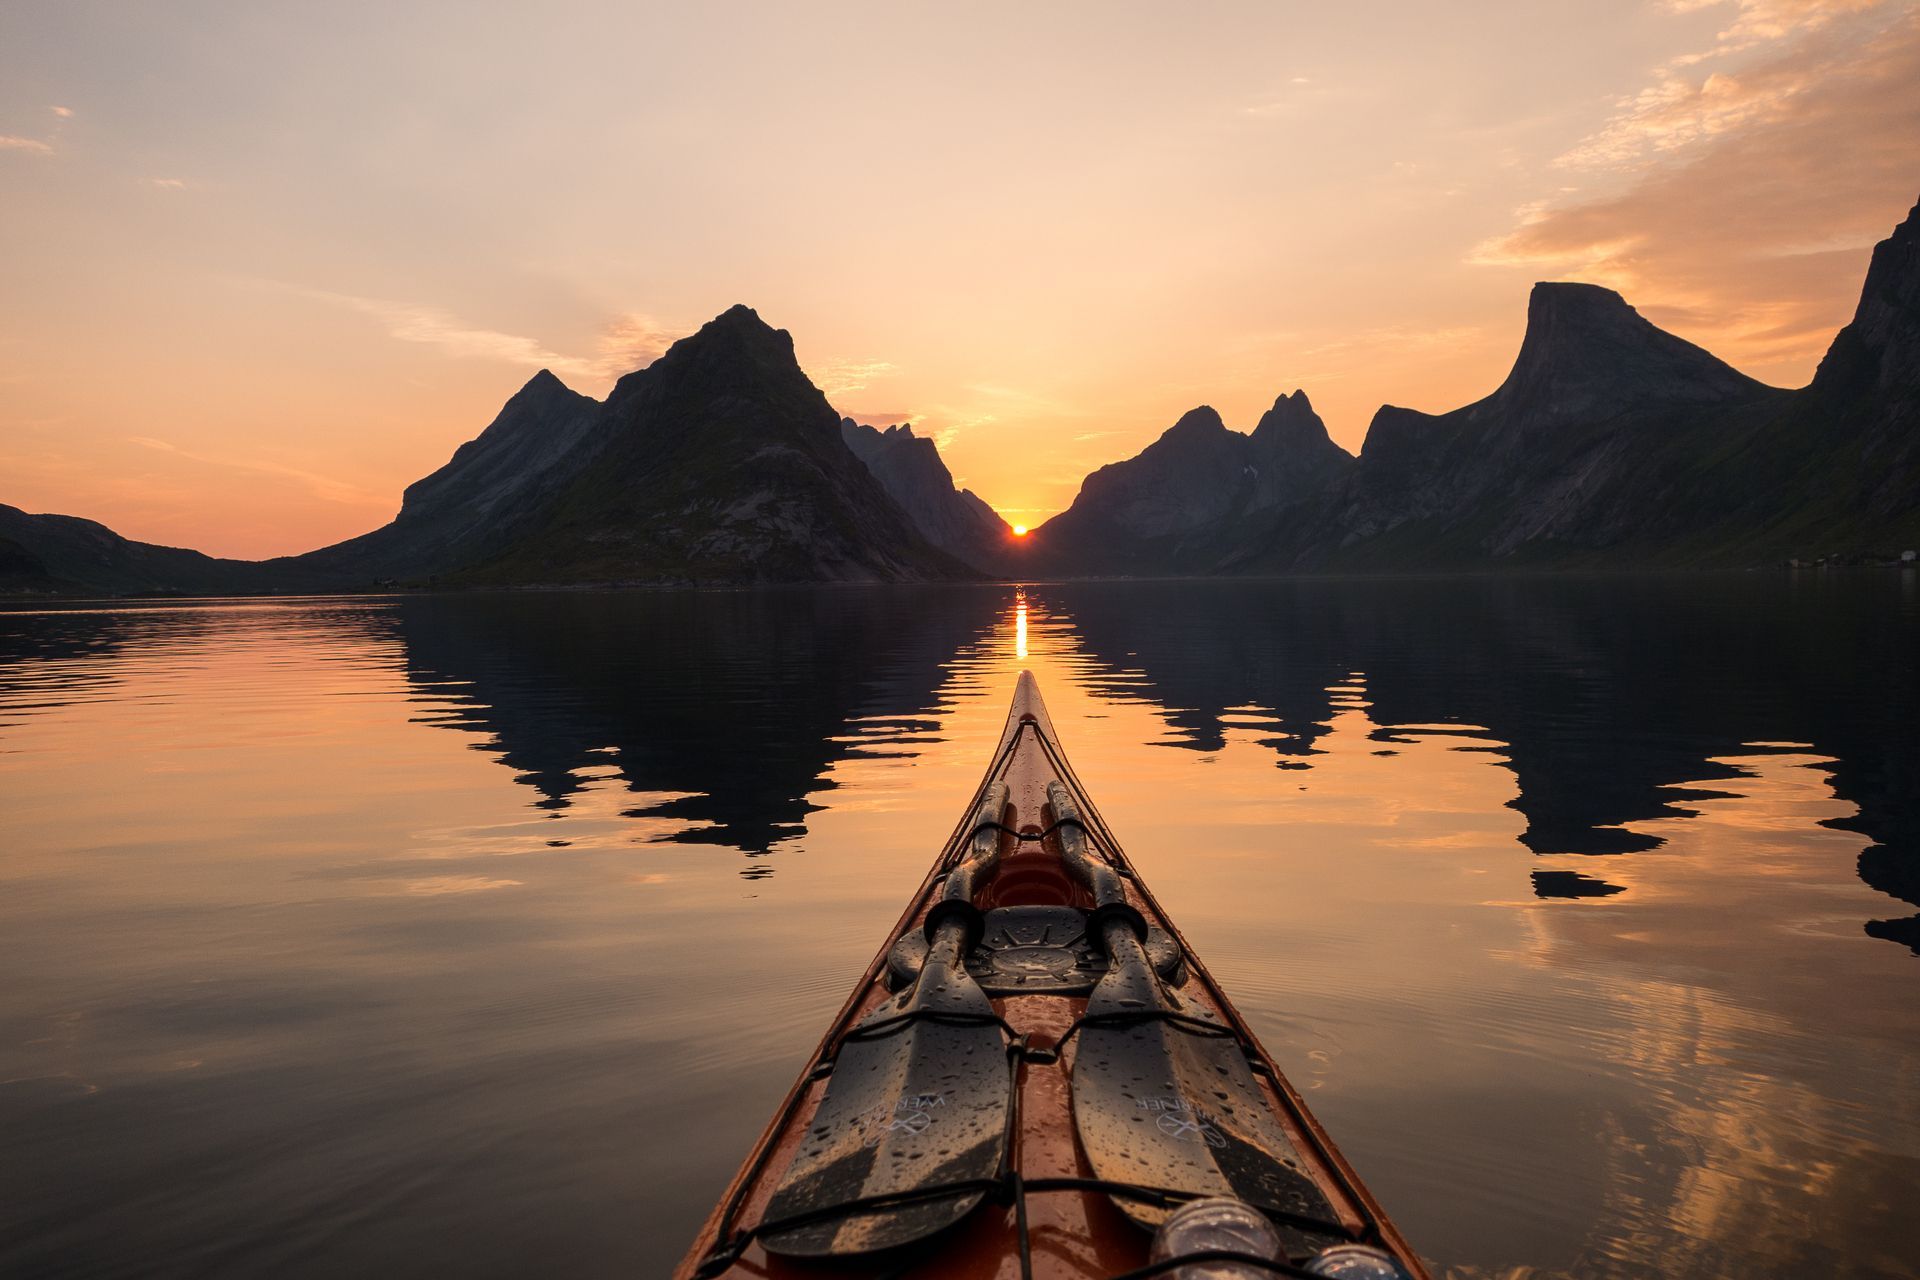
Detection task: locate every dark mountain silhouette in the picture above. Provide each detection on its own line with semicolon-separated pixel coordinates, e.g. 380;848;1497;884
0;534;64;593
1219;284;1788;570
1228;199;1920;571
1005;194;1919;577
458;307;968;585
1022;393;1352;575
290;370;604;581
7;197;1918;592
2;307;975;593
839;419;1012;573
0;503;319;596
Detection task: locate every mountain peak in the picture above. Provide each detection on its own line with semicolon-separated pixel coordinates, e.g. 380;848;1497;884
519;368;573;397
1167;405;1228;436
694;303;791;350
607;304;801;411
1485;280;1770;425
1527;280;1630;316
1812;193;1920;395
1251;389;1333;448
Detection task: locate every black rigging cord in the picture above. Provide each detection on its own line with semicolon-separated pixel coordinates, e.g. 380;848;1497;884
688;716;1398;1279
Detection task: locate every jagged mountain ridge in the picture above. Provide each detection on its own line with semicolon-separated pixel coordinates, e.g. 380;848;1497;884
1023;392;1353;574
839;419;1012;573
461;306;968;585
6;193;1916;594
1250;283;1790;569
3;306;978;594
1028;196;1918;576
1273;200;1920;569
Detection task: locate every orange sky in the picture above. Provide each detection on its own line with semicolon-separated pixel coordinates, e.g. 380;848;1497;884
3;1;1917;558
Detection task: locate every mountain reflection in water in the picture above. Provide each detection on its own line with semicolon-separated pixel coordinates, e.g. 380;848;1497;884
0;575;1914;1279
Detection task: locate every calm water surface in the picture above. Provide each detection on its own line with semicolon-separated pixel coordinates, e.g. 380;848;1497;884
2;578;1916;1279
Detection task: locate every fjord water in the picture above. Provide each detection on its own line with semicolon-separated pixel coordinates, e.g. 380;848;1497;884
2;579;1916;1280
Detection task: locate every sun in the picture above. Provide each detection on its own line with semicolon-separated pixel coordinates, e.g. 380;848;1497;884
1012;524;1029;537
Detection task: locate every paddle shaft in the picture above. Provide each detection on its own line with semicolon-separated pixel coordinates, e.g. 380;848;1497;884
944;781;1010;905
756;781;1014;1257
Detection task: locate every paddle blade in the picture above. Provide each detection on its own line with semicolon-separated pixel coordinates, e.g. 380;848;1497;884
1071;972;1334;1235
761;961;1010;1257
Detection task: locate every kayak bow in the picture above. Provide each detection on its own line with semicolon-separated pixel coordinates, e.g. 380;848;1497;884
679;672;1428;1280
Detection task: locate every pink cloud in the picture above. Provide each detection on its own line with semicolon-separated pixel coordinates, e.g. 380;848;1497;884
1474;8;1920;385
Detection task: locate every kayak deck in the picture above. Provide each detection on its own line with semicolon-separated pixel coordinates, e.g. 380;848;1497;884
678;672;1427;1279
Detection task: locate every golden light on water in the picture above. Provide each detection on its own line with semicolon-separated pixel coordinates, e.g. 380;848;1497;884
1015;597;1028;659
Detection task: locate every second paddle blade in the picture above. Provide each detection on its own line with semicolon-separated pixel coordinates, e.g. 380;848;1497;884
1071;965;1334;1237
761;958;1010;1257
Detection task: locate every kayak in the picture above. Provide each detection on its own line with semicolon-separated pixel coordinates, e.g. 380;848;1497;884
678;672;1429;1280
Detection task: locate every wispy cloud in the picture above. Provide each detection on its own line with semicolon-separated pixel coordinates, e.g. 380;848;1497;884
1242;74;1348;119
305;289;600;377
1668;0;1882;55
288;286;682;384
1560;0;1895;170
1474;3;1920;380
810;358;897;397
596;313;678;373
837;410;915;430
126;435;388;508
150;177;188;189
5;106;73;154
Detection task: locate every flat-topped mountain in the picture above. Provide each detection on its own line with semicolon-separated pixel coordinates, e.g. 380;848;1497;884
1026;195;1916;577
1249;284;1787;568
1488;282;1769;427
1208;199;1918;573
840;419;1011;573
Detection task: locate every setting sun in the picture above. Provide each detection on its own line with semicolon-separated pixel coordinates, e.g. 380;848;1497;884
1012;525;1028;537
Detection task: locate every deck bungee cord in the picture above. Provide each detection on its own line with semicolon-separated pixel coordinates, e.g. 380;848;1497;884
678;674;1426;1280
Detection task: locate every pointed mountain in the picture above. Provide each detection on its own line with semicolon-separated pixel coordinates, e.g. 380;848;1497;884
399;369;602;530
291;368;604;581
840;419;1013;573
1812;197;1920;397
1247;390;1353;505
1029;399;1352;575
1751;194;1920;544
465;306;970;585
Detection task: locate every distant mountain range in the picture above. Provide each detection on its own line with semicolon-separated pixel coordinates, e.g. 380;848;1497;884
1014;194;1920;575
4;195;1916;595
839;418;1011;572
